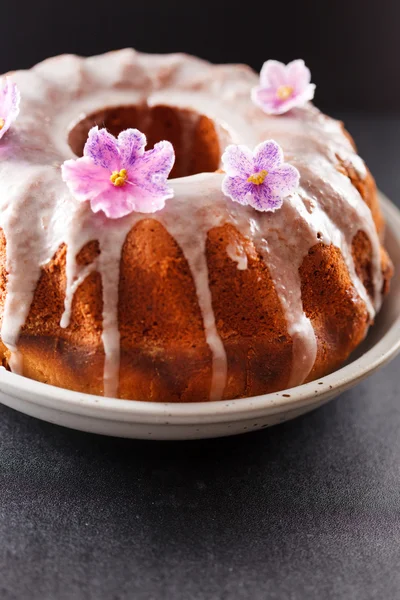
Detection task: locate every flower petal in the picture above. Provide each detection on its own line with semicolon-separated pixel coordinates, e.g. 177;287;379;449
222;175;253;205
84;126;120;170
259;60;287;88
267;85;315;115
221;145;254;178
250;184;283;212
61;156;110;201
131;140;175;194
268;164;300;195
127;184;173;214
287;59;311;90
294;84;316;106
117;128;146;167
89;187;133;219
252;86;291;115
254;140;284;171
0;77;20;139
251;86;283;115
251;86;279;109
90;184;171;219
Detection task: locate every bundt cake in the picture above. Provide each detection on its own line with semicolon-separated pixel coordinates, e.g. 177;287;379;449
0;49;393;402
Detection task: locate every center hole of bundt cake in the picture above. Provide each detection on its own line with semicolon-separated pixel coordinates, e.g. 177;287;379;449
68;105;222;178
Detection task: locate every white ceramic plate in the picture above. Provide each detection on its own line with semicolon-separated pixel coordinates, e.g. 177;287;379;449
0;193;399;440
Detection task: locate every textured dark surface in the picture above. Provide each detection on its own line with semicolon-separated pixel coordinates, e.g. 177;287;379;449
0;116;400;600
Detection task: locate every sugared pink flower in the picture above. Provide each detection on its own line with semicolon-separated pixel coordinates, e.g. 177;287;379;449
0;77;20;139
221;140;299;212
252;59;315;115
62;127;175;218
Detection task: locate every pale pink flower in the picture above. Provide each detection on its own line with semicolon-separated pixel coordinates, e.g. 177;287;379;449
62;126;175;218
252;59;315;115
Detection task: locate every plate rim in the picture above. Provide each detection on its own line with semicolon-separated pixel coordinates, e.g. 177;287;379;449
0;192;399;426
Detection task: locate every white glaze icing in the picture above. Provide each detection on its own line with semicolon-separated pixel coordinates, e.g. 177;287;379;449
0;49;384;398
226;242;248;270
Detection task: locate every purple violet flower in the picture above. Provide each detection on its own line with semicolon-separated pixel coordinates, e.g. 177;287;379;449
221;140;300;212
0;77;20;139
252;59;315;115
62;127;175;218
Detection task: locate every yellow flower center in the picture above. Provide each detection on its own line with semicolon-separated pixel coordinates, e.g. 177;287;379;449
276;85;294;100
110;168;128;187
0;118;5;131
247;169;268;185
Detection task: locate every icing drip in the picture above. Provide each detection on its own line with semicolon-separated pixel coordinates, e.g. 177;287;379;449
61;260;97;329
226;242;248;270
0;49;386;399
176;241;226;401
257;199;318;388
229;195;318;387
157;178;228;401
0;168;64;373
97;233;124;398
60;207;137;397
60;206;96;330
297;161;382;317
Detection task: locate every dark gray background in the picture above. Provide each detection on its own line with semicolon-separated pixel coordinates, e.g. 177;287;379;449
2;0;400;112
1;116;400;599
